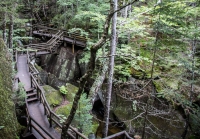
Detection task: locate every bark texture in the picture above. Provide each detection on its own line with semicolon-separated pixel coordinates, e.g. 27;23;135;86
103;0;117;137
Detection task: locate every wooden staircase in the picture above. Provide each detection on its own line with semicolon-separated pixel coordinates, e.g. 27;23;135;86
25;30;64;54
26;88;38;103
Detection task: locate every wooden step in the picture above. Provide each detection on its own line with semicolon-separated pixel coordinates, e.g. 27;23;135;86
31;122;52;139
27;97;38;103
26;88;35;93
27;92;37;97
21;132;34;138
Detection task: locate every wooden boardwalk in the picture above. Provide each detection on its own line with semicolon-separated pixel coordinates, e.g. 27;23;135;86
16;54;61;139
32;25;87;48
33;31;86;47
15;24;130;139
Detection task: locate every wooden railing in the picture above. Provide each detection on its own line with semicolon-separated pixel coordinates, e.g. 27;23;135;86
103;131;133;139
25;30;64;53
15;49;133;139
33;24;87;47
26;51;88;139
24;99;55;139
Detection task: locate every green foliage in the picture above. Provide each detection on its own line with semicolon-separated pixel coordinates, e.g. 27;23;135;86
12;82;26;106
57;114;67;124
74;93;97;136
59;85;68;95
190;106;200;136
55;93;98;135
114;44;151;82
68;28;89;37
79;50;90;64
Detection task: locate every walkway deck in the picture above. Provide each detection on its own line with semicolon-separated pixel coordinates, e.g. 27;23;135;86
16;54;61;139
16;54;31;90
33;31;86;47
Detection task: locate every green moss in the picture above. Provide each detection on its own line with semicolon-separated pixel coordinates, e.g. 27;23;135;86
35;64;43;72
130;68;146;79
59;60;68;80
0;39;20;139
55;103;72;116
43;85;62;107
153;80;163;93
65;83;78;102
91;120;99;134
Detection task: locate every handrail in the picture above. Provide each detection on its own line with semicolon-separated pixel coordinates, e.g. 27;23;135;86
25;30;64;52
19;49;132;139
47;30;61;44
103;131;133;139
33;24;87;43
25;99;55;139
30;73;88;139
27;54;88;139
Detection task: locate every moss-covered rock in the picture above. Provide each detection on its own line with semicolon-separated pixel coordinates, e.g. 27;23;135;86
0;39;20;139
43;85;62;107
40;46;81;83
55;103;72;116
65;83;78;102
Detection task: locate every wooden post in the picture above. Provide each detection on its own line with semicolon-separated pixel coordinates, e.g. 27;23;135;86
40;91;42;103
29;118;32;133
44;105;47;115
37;87;39;100
76;133;79;139
30;75;32;88
49;112;52;127
72;43;74;54
72;38;75;53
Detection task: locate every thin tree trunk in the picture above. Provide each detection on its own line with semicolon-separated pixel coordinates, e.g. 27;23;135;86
142;99;149;139
3;11;7;44
103;0;118;137
124;2;128;18
8;13;14;49
61;1;138;138
61;7;114;139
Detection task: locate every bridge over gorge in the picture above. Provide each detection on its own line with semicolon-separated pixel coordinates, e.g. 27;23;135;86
14;24;133;139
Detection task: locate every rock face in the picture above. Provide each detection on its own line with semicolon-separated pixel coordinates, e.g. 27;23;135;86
39;46;82;85
110;79;185;139
0;39;20;139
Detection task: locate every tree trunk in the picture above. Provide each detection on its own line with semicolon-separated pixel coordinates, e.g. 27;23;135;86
3;11;7;44
89;59;109;104
61;5;113;139
61;1;138;138
102;0;118;137
8;13;14;49
124;2;128;18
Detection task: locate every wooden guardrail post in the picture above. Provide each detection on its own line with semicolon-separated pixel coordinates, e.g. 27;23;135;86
30;75;32;88
49;112;52;127
40;90;42;103
37;87;39;100
72;38;75;54
29;118;32;133
44;104;47;115
76;133;79;139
